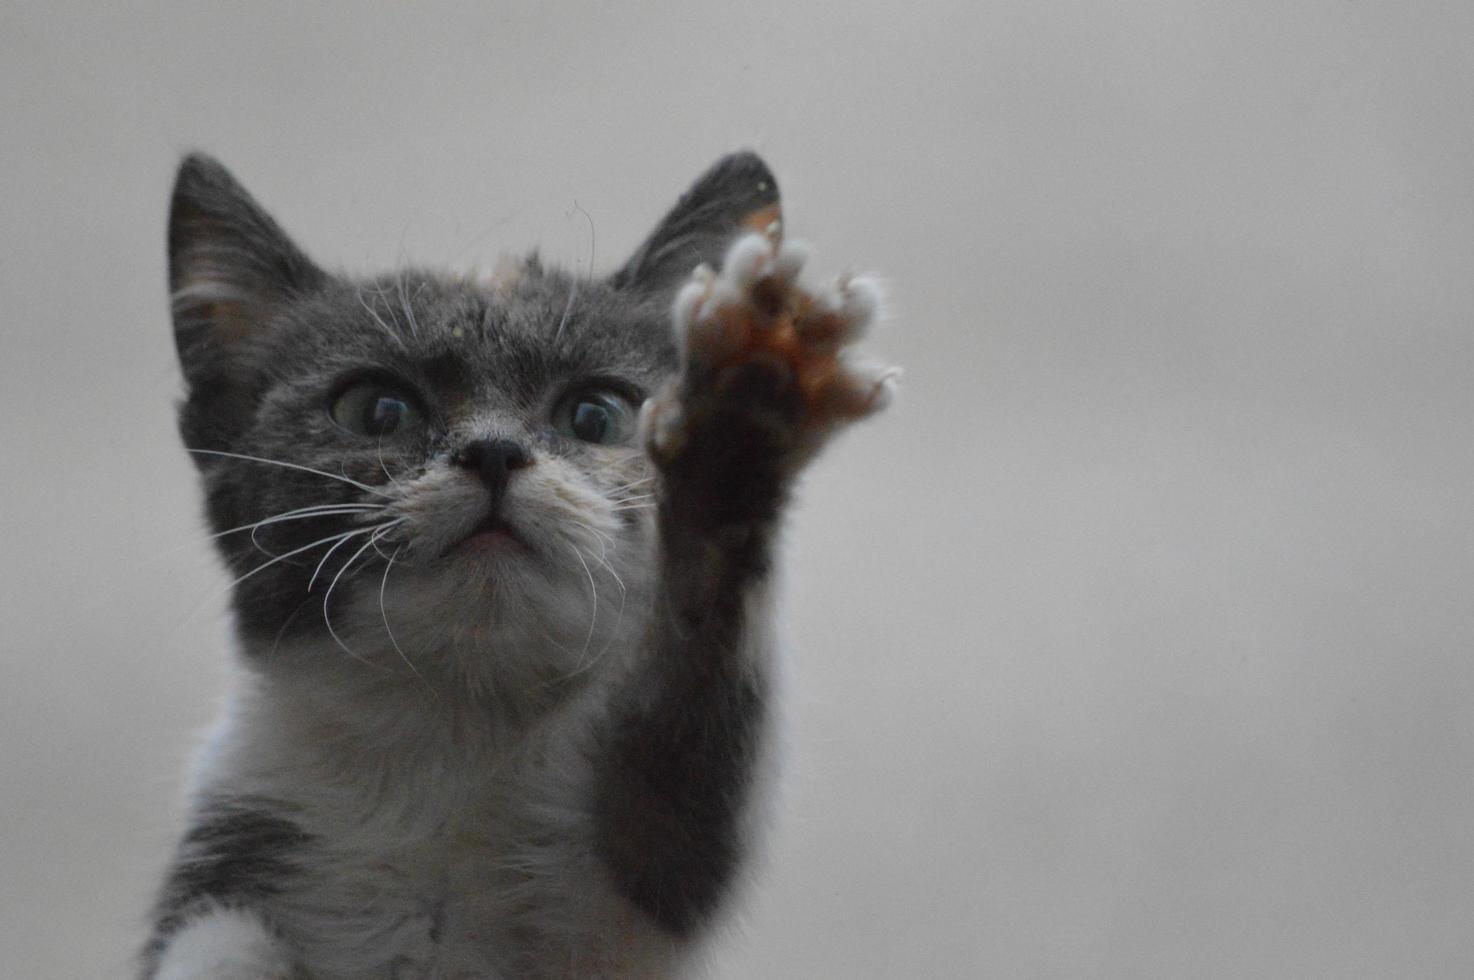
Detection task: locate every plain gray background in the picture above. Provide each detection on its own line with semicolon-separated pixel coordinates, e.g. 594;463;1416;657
4;2;1473;977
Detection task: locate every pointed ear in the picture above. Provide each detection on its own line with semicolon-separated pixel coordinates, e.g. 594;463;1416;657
168;153;325;388
610;151;781;294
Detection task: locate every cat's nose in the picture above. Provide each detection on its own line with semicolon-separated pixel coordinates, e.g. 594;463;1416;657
455;438;533;504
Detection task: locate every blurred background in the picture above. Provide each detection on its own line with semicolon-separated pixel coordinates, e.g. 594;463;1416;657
4;2;1473;977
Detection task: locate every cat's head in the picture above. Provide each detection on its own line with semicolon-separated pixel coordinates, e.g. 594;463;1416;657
168;152;779;700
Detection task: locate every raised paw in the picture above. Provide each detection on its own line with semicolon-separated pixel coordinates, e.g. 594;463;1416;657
643;230;896;485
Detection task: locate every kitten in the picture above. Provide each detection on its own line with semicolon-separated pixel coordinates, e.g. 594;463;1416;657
143;151;894;980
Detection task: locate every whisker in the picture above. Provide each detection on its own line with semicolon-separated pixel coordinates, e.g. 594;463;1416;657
248;505;386;559
553;201;596;346
377;432;405;492
223;504;384;541
397;275;421;339
266;595;316;659
321;521;407;671
566;541;599;659
308;525;375;592
446;208;522;266
606;476;655;495
356;290;410;351
547;542;628;687
564;517;626;596
185;448;392;498
553;273;579;345
567;520;617;565
587;545;626;597
180;524;375;630
369;531;398;562
148;503;384;564
590;452;646;474
371;281;407;335
230;527;376;590
379;546;437;698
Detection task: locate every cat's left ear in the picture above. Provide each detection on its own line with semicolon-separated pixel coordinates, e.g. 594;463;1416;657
168;153;326;389
610;151;781;295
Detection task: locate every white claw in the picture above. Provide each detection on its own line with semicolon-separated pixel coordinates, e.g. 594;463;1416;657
671;279;708;352
869;366;902;413
839;275;883;332
808;273;883;343
706;279;741;312
637;396;659;444
673;279;707;325
722;232;775;286
639;394;683;455
844;361;901;416
774;239;810;282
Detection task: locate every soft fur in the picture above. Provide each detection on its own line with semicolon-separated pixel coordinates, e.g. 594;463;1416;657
144;152;893;979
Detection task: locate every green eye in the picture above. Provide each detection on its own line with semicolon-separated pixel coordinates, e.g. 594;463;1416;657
330;380;424;437
557;389;635;445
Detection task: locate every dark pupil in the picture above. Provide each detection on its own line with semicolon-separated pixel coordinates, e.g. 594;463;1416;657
364;396;406;435
571;401;611;442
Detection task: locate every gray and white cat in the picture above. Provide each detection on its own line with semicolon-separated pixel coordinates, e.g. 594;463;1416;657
144;152;894;980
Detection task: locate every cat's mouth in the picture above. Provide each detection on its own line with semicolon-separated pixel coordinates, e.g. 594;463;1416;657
459;517;528;554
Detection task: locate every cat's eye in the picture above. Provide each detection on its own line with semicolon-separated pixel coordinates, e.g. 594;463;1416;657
555;389;637;446
330;380;425;437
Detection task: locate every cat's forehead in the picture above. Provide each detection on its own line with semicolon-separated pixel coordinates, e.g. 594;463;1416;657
296;266;676;395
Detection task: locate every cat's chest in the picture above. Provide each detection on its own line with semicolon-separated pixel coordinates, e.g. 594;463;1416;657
223;687;670;977
285;789;650;980
287;795;542;975
291;821;505;977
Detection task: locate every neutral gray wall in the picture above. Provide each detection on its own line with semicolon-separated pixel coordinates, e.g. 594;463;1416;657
4;2;1473;977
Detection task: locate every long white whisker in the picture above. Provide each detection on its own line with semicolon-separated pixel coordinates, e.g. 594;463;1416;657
553;274;578;345
446;208;522;265
379;546;437;698
553;201;596;346
588;546;626;596
249;506;385;559
321;521;406;670
371;282;407;335
356;290;409;351
231;527;372;589
265;596;316;659
397;275;421;339
222;504;384;542
308;525;374;592
377;433;405;492
566;541;599;659
546;543;627;688
605;476;655;495
590;452;646;474
174;524;380;635
369;532;397;562
148;504;384;565
567;521;616;565
185;448;392;498
587;562;629;667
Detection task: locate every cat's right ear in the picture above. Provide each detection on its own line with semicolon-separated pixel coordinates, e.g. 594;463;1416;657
168;153;325;391
610;151;781;295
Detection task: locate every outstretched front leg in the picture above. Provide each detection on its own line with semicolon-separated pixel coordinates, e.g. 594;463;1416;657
591;229;895;937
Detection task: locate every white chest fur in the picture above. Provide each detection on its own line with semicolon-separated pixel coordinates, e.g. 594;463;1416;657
186;668;680;980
